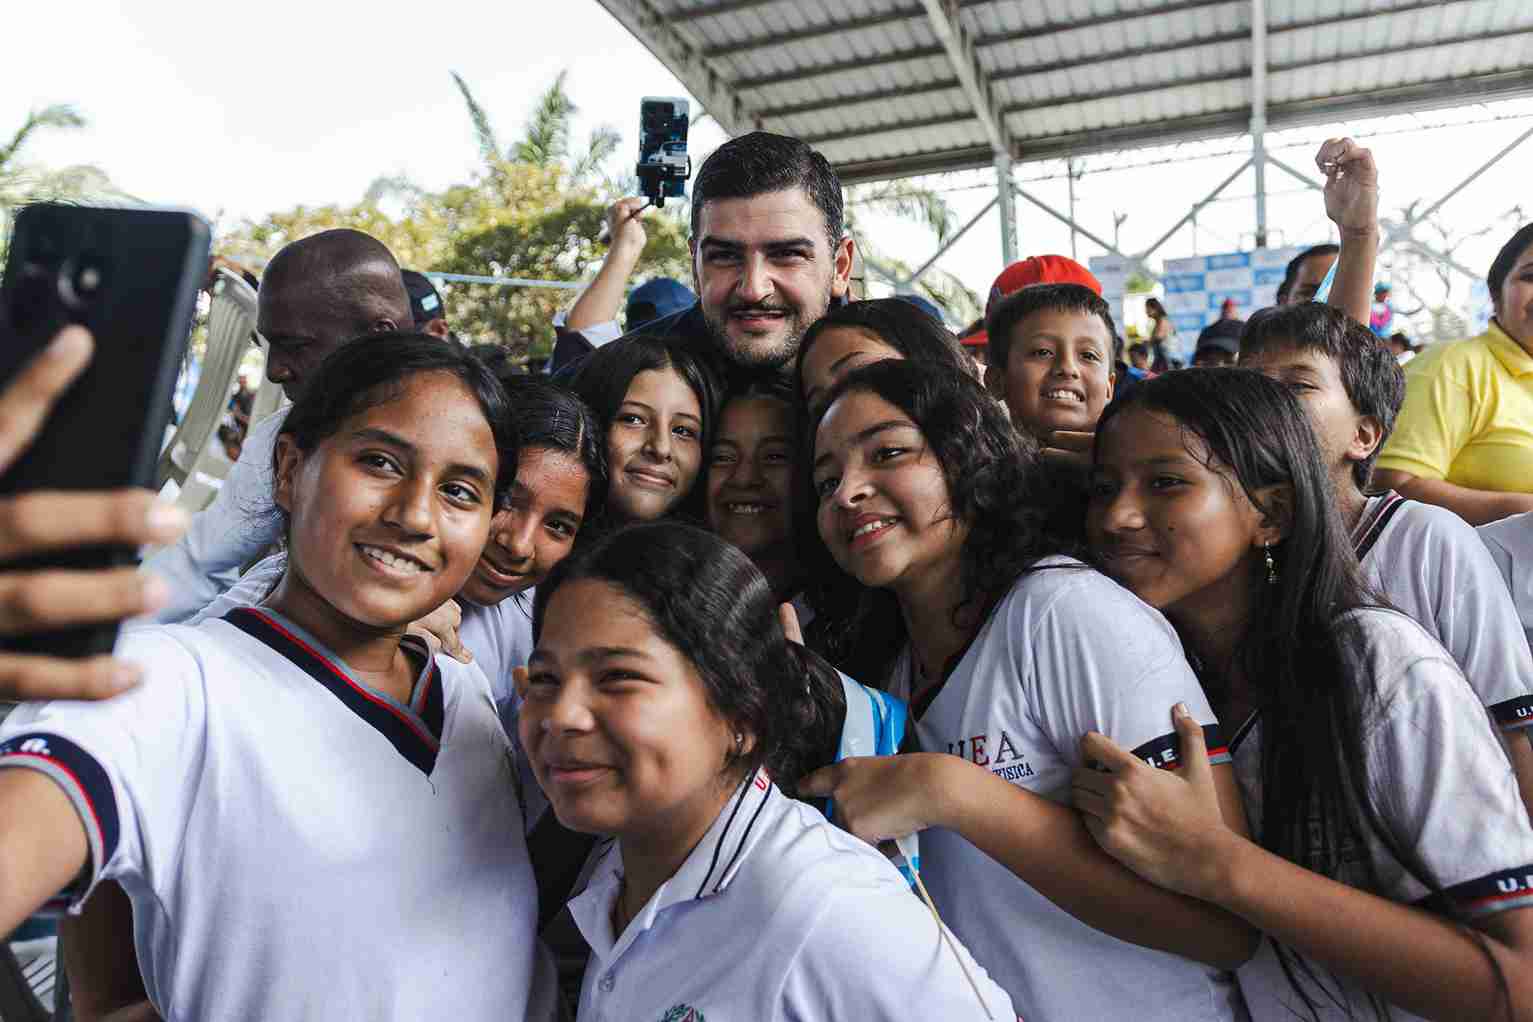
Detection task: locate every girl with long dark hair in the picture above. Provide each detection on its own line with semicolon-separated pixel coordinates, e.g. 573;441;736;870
1079;368;1533;1021
798;359;1256;1021
563;334;720;527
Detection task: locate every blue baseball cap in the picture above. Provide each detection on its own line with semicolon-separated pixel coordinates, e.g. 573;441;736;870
626;277;695;327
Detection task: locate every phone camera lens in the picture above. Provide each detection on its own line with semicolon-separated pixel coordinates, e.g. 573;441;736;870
57;257;104;310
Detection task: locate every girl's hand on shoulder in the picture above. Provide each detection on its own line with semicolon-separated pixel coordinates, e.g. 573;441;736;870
1071;704;1236;901
409;598;470;663
798;753;955;845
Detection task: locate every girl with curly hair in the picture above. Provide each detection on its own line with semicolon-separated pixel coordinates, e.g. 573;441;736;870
797;360;1257;1022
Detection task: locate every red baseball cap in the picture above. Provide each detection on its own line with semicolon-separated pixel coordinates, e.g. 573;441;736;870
987;255;1103;315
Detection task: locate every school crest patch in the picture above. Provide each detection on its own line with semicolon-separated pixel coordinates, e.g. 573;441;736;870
659;1005;705;1022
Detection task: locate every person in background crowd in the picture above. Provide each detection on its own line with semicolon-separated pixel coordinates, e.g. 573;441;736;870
1083;368;1533;1022
1277;244;1339;306
1373;223;1533;524
550;132;855;390
1388;331;1417;365
624;277;695;330
142;229;415;623
983;282;1117;443
800;360;1255;1021
1145;296;1178;369
401;269;453;342
1193;317;1243;367
1129;341;1154;373
1241;302;1533;814
0;334;557;1021
563;334;720;527
518;521;1015;1020
1370;282;1396;337
795;297;974;418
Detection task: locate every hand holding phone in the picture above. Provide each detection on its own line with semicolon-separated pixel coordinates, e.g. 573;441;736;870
0;325;188;701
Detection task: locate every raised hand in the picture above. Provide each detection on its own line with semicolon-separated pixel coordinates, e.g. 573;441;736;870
1317;137;1379;239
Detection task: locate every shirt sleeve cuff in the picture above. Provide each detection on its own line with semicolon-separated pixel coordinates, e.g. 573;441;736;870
0;731;120;911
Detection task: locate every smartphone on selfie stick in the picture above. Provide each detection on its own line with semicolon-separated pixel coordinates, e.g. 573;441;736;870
636;97;690;208
0;203;211;657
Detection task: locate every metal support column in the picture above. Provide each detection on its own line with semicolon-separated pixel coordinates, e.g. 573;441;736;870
1067;159;1080;261
1250;0;1269;248
996;153;1018;266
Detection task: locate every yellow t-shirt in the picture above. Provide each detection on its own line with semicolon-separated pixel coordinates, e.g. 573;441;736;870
1376;322;1533;492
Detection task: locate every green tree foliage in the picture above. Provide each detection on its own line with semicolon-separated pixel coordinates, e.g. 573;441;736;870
219;72;689;356
0;105;136;263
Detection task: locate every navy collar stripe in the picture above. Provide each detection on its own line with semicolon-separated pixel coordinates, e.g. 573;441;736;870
225;608;443;775
1354;492;1408;561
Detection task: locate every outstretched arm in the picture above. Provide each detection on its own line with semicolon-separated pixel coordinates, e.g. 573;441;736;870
0;767;87;937
566;197;649;332
1317;137;1380;328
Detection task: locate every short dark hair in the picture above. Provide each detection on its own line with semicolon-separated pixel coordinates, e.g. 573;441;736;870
691;132;845;249
795;297;974;411
1241;303;1405;491
984;283;1116;369
1488;223;1533;303
1277;244;1340;304
532;521;845;789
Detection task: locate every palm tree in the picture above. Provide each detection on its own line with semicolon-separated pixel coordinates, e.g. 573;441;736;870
845;178;981;325
0;105;135;259
451;70;620;187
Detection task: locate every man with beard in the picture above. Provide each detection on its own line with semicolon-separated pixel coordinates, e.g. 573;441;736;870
551;132;855;387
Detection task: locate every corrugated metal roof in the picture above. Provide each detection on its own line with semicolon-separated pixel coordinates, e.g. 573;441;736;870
597;0;1533;182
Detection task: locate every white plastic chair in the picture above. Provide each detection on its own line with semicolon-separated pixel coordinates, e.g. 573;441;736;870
156;270;258;512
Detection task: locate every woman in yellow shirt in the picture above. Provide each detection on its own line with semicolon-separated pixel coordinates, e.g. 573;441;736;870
1375;223;1533;524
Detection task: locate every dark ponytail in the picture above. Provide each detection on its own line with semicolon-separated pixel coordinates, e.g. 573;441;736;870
531;520;845;788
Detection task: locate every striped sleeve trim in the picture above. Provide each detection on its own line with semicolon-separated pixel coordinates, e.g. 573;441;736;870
0;732;120;893
1490;694;1533;732
1132;724;1232;770
1441;867;1533;918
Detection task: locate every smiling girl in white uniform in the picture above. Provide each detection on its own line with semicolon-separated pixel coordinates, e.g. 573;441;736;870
798;359;1254;1021
0;334;554;1021
1080;368;1533;1021
519;520;1014;1021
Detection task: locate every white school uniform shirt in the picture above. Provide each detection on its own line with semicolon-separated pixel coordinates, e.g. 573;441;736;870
1231;608;1533;1022
1480;510;1533;652
142;409;287;623
1355;492;1533;731
0;607;555;1022
887;557;1244;1022
568;772;1017;1022
182;554;536;712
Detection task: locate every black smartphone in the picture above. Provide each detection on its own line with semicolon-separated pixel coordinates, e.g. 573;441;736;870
636;97;690;207
0;203;211;657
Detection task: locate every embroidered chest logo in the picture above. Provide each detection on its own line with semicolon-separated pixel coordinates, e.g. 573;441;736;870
659;1005;706;1022
947;730;1035;781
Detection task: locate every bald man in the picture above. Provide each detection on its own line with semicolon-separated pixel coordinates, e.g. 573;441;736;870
141;229;412;622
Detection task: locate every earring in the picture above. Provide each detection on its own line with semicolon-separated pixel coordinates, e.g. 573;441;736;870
1264;543;1279;585
734;733;744;750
